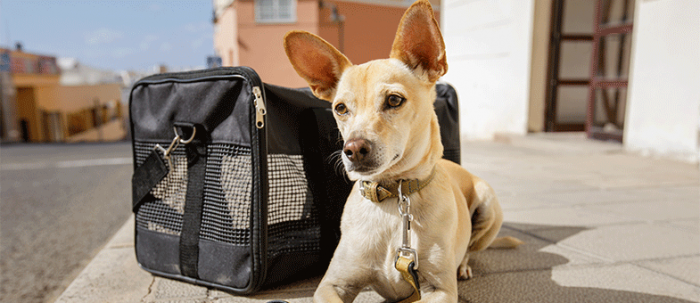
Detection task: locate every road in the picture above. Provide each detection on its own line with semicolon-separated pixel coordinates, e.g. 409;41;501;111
1;142;133;303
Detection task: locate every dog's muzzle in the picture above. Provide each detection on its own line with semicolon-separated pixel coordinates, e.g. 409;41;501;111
342;138;380;172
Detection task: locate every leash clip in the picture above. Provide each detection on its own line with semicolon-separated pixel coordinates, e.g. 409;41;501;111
394;180;421;302
396;180;418;269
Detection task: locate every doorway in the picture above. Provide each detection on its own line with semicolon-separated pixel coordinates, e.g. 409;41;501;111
16;87;39;142
545;0;634;142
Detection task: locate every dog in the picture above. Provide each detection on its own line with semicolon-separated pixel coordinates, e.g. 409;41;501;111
284;1;521;302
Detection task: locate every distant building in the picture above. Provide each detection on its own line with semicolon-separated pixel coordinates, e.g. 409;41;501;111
442;0;699;162
212;0;698;162
0;47;125;143
212;0;440;88
57;58;122;86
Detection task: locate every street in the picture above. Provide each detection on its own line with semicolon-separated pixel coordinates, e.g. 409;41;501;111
1;142;133;303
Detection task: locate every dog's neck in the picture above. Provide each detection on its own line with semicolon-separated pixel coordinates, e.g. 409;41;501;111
359;166;437;203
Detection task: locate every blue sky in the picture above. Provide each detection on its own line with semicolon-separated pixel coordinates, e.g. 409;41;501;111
0;0;214;72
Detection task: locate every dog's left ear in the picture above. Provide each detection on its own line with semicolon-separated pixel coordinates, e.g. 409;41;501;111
284;31;352;101
390;0;447;83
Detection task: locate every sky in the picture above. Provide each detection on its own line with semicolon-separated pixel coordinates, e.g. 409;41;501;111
0;0;214;72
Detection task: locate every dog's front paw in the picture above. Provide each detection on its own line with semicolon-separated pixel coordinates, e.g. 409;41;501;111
458;264;473;280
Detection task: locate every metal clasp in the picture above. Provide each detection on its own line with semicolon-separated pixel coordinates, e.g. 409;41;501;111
395;180;418;270
154;126;197;169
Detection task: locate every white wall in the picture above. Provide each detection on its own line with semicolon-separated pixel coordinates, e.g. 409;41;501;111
624;0;700;163
441;0;535;140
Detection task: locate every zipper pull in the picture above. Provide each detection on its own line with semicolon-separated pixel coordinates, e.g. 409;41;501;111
253;86;266;129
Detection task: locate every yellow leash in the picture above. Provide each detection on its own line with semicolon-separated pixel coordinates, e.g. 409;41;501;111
395;256;421;302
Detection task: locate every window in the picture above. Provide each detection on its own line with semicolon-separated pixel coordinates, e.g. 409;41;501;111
256;0;296;23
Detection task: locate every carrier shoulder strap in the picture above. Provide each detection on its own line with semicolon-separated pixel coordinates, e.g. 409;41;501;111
178;124;207;279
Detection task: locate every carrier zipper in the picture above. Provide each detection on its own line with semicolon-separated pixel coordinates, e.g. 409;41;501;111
253;86;266;129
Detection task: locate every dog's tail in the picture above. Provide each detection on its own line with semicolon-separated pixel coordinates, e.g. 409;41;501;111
489;236;524;249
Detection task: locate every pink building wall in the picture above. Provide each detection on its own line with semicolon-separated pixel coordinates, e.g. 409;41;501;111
214;0;439;88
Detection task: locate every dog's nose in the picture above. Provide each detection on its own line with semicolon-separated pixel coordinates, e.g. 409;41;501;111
343;138;371;163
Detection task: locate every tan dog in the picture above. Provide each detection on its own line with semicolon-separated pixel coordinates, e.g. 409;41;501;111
284;1;521;302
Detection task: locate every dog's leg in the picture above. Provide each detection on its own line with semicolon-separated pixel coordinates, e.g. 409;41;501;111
417;265;460;302
468;180;505;253
457;253;472;280
412;244;460;303
314;281;362;303
314;262;366;303
313;237;368;303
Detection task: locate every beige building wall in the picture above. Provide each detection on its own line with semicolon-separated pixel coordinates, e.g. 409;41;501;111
624;0;700;163
57;84;124;141
56;84;121;113
214;2;240;67
441;0;535;140
236;0;319;87
4;48;124;142
213;0;438;88
12;75;61;142
326;1;417;65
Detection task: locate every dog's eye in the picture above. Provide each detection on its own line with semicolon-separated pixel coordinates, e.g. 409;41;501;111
335;103;348;115
386;95;405;109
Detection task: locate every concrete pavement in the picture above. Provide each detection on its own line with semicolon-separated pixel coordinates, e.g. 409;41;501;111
55;133;700;302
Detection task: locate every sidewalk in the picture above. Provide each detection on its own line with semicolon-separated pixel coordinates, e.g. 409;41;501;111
56;133;700;302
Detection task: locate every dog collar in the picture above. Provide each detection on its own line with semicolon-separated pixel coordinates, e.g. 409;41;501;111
359;167;437;203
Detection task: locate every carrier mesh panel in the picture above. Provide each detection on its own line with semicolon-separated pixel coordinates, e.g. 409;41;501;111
134;142;186;235
134;141;321;255
267;155;320;257
201;144;252;245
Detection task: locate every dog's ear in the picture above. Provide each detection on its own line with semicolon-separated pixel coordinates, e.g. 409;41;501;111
284;31;352;101
390;0;447;83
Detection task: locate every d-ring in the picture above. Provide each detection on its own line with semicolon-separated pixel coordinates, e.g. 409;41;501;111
174;126;197;144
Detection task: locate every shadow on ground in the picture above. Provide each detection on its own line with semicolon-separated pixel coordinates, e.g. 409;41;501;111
242;222;696;303
458;223;695;303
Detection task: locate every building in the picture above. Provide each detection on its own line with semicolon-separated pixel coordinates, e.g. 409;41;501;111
442;0;699;162
213;0;698;163
213;0;440;88
0;47;126;143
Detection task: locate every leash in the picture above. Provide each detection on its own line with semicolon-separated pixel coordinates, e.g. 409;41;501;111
394;179;421;302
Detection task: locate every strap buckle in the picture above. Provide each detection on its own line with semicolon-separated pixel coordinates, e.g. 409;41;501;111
395;247;419;270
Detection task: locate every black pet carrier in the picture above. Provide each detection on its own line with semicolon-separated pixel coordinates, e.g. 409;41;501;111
129;66;460;294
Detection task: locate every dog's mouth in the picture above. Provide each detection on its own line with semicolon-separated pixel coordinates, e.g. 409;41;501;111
342;153;402;179
344;161;380;174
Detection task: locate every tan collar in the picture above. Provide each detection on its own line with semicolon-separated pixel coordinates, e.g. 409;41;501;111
359;168;437;203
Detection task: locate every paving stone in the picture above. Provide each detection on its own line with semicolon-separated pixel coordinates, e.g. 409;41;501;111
459;268;698;303
469;226;606;276
550;263;700;302
149;299;212;303
586;199;699;222
532;188;645;206
54;247;153;303
497;194;552;211
148;277;209;300
538;222;700;262
668;219;700;233
212;292;314;302
637;256;700;287
503;205;637;229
